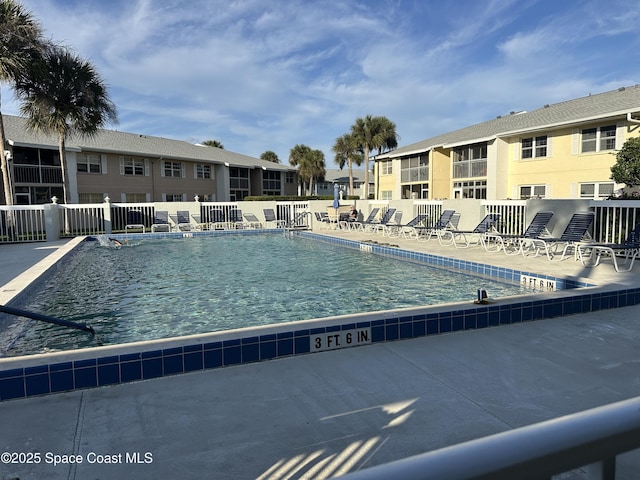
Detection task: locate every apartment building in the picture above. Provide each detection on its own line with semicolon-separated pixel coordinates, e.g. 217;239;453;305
1;115;297;205
375;85;640;200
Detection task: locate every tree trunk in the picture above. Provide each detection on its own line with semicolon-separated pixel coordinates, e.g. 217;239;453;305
0;109;14;207
348;158;354;196
363;147;370;199
58;133;70;233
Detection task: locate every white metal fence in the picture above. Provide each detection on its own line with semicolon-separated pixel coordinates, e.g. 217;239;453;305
2;199;640;244
0;205;46;242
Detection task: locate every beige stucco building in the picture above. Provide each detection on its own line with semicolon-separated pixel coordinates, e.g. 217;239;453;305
1;115;297;205
375;85;640;201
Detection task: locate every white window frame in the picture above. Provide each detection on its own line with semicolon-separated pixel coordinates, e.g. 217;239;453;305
195;164;213;179
78;153;102;173
519;184;547;199
380;160;392;175
521;135;548;159
163;160;184;178
120;157;147;176
579;182;614;199
581;125;617;153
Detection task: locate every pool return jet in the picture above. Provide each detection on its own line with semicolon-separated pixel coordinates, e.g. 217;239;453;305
0;304;95;335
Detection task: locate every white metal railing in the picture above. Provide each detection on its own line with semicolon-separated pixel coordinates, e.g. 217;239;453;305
60;203;106;237
338;396;640;480
453;159;487;179
276;201;311;228
3;199;640;243
414;200;443;225
590;201;640;243
0;205;46;243
483;200;528;236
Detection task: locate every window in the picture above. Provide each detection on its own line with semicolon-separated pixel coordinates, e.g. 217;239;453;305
121;158;145;176
380;160;392;175
163;161;183;178
230;167;250;200
581;125;616;153
77;154;101;173
452;143;487;178
165;193;184;202
380;190;393;200
453;180;486;199
125;193;147;203
286;172;295;184
521;136;547;159
78;193;105;203
400;155;428;183
519;185;546;199
196;164;212;179
262;170;281;195
580;182;614;199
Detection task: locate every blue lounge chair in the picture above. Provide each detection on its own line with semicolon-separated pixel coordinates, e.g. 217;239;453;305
520;211;595;260
368;208;397;233
578;223;640;271
151;210;171;232
263;208;286;228
170;210;192;231
394;214;429;239
353;207;380;231
484;211;554;254
440;213;501;248
125;209;145;233
415;210;458;242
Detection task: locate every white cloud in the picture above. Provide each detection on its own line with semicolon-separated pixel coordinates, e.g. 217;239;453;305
5;0;639;163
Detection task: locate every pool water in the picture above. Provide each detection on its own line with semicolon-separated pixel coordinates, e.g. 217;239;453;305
3;234;527;356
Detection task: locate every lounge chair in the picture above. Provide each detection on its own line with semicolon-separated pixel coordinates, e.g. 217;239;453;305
210;207;228;229
125;209;145;233
229;208;244;229
414;210;458;242
578;223;640;272
243;213;263;229
352;207;380;231
484;211;554;254
439;213;501;248
263;208;286;228
170;210;192;231
391;214;429;239
151;210;171;232
520;211;595;260
380;211;404;236
314;211;332;229
191;213;208;231
366;208;396;233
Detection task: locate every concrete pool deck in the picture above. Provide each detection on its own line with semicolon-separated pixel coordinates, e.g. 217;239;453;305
1;234;640;479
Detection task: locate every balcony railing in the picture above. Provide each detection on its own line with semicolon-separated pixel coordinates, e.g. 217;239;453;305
14;165;63;184
453;159;487;179
401;166;429;183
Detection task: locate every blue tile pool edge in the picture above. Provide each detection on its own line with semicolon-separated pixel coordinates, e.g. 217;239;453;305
2;230;637;402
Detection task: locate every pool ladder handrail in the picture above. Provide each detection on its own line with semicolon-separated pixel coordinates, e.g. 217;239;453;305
0;304;95;335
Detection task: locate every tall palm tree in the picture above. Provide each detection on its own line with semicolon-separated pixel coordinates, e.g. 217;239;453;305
0;0;45;207
332;132;363;196
350;115;398;199
16;44;117;205
289;144;325;195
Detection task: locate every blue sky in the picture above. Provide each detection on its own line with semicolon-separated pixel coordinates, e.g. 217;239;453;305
2;0;639;166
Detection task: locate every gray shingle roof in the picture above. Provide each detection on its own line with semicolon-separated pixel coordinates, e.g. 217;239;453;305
3;114;293;171
383;84;640;158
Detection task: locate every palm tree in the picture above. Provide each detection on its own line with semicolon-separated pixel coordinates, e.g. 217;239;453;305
260;150;280;163
0;0;45;208
350;115;398;199
16;44;117;206
332;132;363;196
289;144;325;195
201;139;224;149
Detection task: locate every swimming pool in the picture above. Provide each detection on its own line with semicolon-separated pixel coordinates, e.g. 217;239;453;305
3;233;527;357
